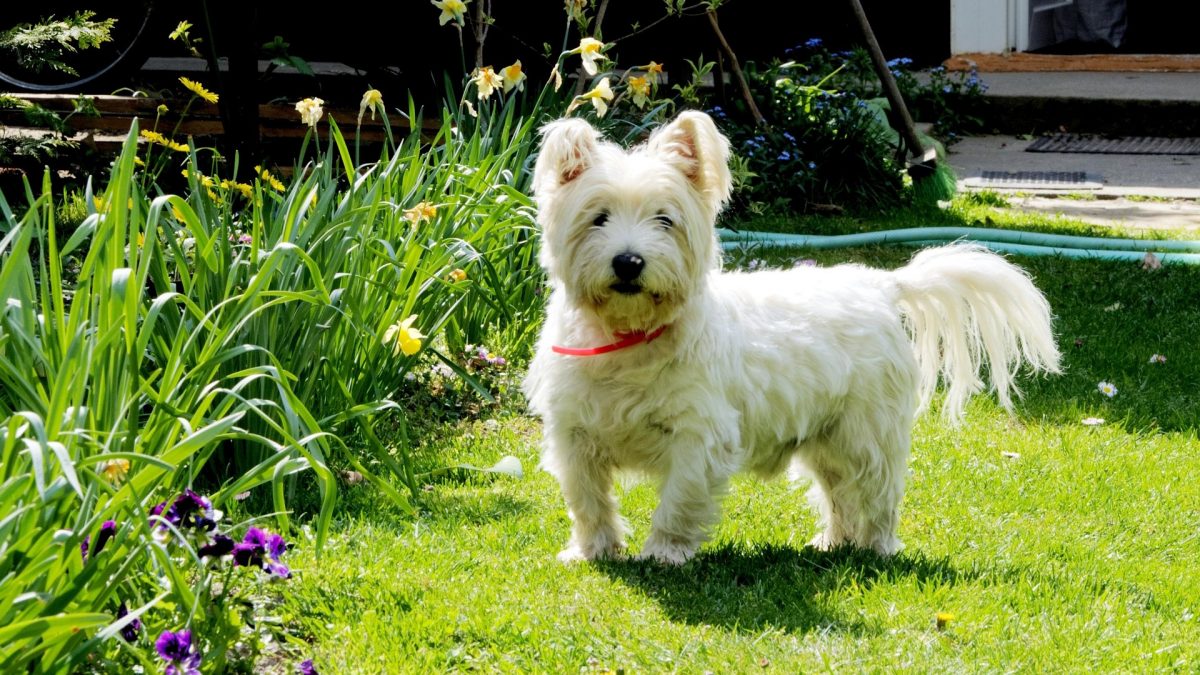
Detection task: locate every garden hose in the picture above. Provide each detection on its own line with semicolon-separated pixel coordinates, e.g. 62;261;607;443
718;227;1200;265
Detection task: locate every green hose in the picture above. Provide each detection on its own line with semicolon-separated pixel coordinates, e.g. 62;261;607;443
718;226;1200;264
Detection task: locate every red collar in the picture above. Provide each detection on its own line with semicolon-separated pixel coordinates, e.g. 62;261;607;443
552;325;668;357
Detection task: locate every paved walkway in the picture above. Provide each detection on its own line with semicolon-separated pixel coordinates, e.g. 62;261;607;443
947;133;1200;231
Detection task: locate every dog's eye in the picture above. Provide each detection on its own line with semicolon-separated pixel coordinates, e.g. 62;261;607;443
655;214;674;228
592;213;608;227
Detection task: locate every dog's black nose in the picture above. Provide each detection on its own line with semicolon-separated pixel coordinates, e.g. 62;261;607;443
612;253;645;282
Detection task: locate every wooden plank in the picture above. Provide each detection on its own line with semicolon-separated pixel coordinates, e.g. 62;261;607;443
947;53;1200;73
3;93;433;130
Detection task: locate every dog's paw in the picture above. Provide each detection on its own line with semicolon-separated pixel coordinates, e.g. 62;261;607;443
636;535;697;565
556;539;626;563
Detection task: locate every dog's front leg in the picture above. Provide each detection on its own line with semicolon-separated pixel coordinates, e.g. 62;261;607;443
544;428;628;563
637;441;732;565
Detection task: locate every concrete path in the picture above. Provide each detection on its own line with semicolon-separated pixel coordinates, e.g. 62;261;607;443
946;133;1200;231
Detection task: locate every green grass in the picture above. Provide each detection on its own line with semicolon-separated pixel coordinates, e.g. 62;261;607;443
272;206;1200;672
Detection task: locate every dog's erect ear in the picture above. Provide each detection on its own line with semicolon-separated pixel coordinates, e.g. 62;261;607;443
648;110;733;213
533;118;602;200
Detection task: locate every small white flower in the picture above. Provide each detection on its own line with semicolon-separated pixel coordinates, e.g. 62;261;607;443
1081;417;1105;426
1149;353;1167;364
1097;381;1117;398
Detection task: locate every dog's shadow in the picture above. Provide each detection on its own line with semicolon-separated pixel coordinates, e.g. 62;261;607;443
594;542;971;635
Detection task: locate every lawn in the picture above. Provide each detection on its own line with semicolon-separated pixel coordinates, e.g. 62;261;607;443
276;203;1200;672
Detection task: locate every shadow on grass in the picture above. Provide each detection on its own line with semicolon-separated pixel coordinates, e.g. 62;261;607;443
595;542;970;636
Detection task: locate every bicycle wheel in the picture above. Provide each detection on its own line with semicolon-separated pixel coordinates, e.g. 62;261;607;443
0;2;157;93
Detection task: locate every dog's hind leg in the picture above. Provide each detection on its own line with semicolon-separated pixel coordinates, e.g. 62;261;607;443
542;428;628;563
796;415;910;556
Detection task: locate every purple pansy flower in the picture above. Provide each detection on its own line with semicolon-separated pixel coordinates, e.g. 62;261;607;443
82;520;117;562
232;527;291;578
198;534;235;559
299;659;318;675
117;602;141;642
166;490;217;531
156;629;201;675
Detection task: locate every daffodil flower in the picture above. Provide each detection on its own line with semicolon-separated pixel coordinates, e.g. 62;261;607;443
472;66;503;99
432;0;469;26
98;458;130;485
645;61;664;85
295;97;324;128
501;61;526;93
567;77;614;117
572;37;609;76
179;77;218;104
404;202;438;223
358;89;383;124
628;75;650;109
384;315;425;357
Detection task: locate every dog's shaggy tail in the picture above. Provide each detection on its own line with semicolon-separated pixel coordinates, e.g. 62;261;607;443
892;243;1061;421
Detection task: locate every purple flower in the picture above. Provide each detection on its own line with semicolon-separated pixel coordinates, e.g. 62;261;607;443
233;527;268;568
233;528;291;578
82;520;117;562
117;602;141;642
805;37;823;48
156;629;201;675
149;501;167;518
299;659;318;675
778;151;791;162
198;534;235;559
165;490;217;531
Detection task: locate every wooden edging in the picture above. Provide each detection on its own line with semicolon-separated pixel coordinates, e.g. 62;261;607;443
946;53;1200;73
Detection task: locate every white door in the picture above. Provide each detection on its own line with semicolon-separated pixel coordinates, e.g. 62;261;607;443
950;0;1076;53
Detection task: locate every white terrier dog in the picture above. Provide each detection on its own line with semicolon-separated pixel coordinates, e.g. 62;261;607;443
524;111;1060;565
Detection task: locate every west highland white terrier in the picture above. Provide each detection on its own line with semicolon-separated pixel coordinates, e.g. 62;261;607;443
523;111;1060;565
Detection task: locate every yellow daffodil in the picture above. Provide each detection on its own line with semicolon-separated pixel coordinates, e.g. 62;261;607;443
404;202;438;223
383;315;425;356
179;77;218;104
98;458;130;485
358;88;383;124
500;61;526;93
255;165;286;192
295;97;325;127
572;37;609;76
628;75;650;108
449;268;467;282
432;0;469;26
472;66;503;100
567;77;614;117
645;61;664;85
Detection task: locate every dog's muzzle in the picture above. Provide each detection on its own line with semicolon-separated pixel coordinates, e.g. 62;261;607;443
611;253;645;294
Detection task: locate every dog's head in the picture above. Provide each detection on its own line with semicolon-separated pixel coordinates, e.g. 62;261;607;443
531;111;732;332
